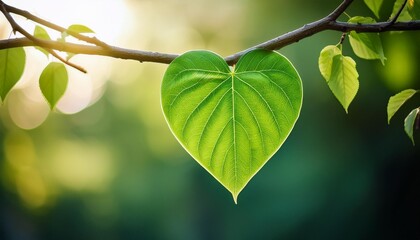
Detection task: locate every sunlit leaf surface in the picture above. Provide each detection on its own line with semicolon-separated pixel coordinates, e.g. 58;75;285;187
404;107;419;145
387;89;418;123
408;0;420;19
34;25;51;57
319;45;359;113
161;50;302;202
0;47;26;101
39;62;68;109
364;0;383;18
348;17;386;65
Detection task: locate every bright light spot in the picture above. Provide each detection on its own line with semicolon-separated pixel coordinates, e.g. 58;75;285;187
9;0;129;44
56;66;92;114
3;132;49;208
48;140;115;192
380;35;415;90
7;90;50;130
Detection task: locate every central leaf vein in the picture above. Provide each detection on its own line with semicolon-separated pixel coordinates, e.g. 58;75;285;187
231;73;237;194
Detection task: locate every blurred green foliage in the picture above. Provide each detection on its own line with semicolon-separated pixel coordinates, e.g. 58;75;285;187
1;0;419;239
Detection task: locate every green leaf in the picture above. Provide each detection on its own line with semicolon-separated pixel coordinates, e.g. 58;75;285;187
0;47;26;101
63;24;94;60
408;0;420;19
364;0;383;18
39;62;68;109
34;25;51;40
161;50;303;203
67;24;95;34
319;46;359;113
404;107;419;145
348;17;386;65
387;89;418;123
318;45;341;81
391;0;412;21
34;25;51;57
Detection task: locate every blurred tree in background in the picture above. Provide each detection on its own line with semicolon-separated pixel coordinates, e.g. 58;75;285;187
0;0;419;239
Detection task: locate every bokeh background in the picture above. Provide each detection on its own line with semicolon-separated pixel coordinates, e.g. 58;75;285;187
1;0;419;239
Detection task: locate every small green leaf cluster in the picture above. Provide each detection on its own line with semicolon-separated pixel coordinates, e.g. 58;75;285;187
0;24;94;109
365;0;419;21
319;0;419;143
387;89;419;144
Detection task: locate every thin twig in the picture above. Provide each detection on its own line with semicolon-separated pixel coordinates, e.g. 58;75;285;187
339;32;347;45
2;1;108;48
388;0;408;25
0;1;87;73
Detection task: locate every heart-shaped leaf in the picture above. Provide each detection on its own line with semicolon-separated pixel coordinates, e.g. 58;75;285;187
161;50;302;202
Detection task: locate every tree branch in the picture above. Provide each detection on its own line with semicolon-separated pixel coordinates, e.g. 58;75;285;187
0;1;87;72
1;0;420;66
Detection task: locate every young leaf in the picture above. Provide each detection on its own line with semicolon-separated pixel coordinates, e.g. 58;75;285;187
408;0;420;19
319;45;341;81
319;46;359;113
0;47;26;101
364;0;383;18
67;24;95;34
63;24;95;60
161;50;303;203
391;0;412;21
348;17;386;65
33;25;51;57
387;89;418;123
39;62;68;109
404;107;419;145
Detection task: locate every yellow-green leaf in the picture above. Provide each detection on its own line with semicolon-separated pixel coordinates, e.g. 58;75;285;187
348;17;386;65
67;24;95;34
319;45;341;81
387;89;418;123
319;46;359;113
364;0;383;18
63;24;95;60
34;25;51;57
161;50;303;203
0;47;26;101
408;0;420;19
39;62;68;109
404;107;419;145
391;0;412;21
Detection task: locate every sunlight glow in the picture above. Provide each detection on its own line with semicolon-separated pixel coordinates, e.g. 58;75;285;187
48;140;115;192
2;0;131;128
3;132;49;208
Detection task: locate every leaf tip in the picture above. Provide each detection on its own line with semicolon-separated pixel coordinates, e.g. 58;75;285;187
232;193;239;205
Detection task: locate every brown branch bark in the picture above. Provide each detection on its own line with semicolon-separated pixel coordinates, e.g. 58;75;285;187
1;0;420;66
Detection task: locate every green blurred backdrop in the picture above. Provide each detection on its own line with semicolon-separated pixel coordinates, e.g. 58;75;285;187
1;0;419;239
